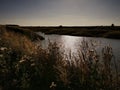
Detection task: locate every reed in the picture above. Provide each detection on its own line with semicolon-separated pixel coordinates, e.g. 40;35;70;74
0;27;119;90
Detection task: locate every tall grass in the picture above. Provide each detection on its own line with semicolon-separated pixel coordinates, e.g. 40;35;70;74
0;26;119;90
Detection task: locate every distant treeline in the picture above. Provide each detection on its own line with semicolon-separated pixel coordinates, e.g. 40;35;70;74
22;26;120;39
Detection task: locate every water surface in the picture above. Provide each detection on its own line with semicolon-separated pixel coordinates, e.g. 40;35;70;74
37;32;120;69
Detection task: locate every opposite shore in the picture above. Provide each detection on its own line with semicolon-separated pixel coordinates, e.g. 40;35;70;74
23;25;120;39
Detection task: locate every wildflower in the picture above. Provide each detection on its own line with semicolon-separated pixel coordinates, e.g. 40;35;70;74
19;59;25;63
50;82;57;89
0;47;7;51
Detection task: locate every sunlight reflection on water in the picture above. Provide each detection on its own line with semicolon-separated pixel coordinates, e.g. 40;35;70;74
37;32;120;70
60;35;83;52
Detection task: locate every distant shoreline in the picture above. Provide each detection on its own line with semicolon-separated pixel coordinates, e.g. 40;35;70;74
22;26;120;39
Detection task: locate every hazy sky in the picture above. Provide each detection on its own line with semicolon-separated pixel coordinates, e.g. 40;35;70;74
0;0;120;26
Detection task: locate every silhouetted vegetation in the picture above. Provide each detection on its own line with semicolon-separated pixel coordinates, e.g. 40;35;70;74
111;24;115;27
0;25;120;90
5;25;44;41
23;26;120;39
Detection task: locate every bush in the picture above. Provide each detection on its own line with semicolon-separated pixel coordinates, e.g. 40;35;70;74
0;26;119;90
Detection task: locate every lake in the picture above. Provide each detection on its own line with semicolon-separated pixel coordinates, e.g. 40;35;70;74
37;32;120;70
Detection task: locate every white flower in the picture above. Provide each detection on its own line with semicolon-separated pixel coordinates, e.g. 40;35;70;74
0;47;7;51
19;59;25;63
50;82;57;88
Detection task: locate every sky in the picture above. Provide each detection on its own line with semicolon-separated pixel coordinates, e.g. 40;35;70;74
0;0;120;26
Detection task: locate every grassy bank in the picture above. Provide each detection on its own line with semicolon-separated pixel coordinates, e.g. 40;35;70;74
0;25;120;90
4;25;44;41
23;26;120;39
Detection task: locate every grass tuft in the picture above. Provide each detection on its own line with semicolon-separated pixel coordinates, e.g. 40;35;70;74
0;25;119;90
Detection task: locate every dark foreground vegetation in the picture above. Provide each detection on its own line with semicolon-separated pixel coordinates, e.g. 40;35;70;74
23;26;120;39
0;25;120;90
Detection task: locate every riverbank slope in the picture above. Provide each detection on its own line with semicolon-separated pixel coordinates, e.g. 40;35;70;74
0;25;44;41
